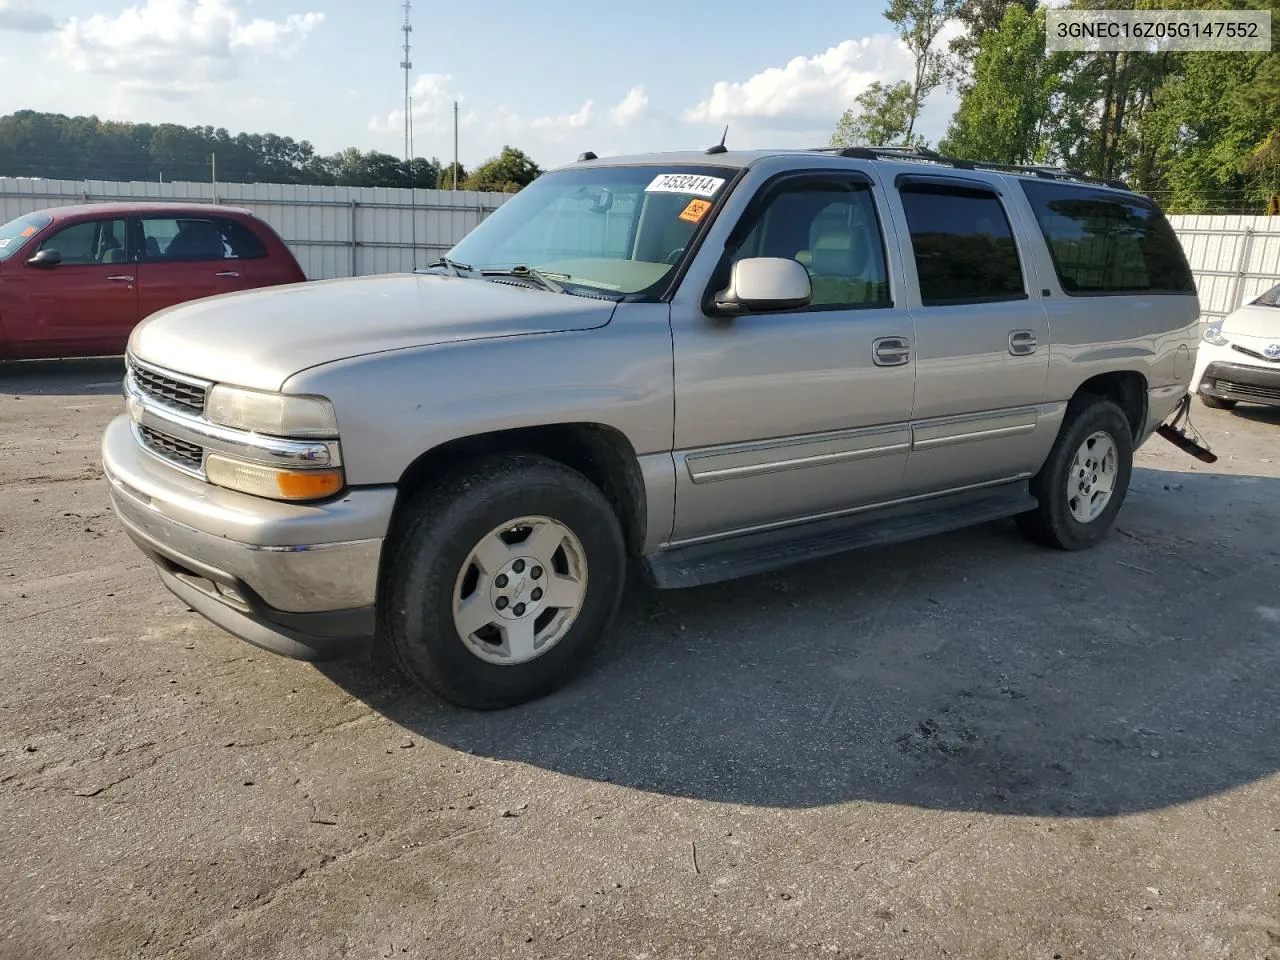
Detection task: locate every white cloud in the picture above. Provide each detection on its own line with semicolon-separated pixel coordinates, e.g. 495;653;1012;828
682;24;962;145
610;85;648;127
57;0;324;83
0;0;55;32
531;99;593;132
685;35;911;126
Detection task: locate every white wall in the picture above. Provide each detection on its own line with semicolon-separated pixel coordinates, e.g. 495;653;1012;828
1166;215;1280;321
0;177;513;280
4;179;1279;322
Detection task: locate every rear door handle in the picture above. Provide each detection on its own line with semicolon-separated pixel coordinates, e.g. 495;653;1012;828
1009;330;1038;356
106;275;135;283
215;271;240;278
873;336;911;367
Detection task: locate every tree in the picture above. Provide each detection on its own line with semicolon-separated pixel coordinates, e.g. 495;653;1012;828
436;161;467;190
885;0;962;143
831;81;922;148
939;5;1052;164
948;0;1038;79
463;146;541;193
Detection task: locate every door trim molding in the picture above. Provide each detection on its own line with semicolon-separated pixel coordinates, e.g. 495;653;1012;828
910;406;1040;451
683;423;910;485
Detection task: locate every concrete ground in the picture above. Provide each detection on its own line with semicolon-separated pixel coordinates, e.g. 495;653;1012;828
1;358;1278;960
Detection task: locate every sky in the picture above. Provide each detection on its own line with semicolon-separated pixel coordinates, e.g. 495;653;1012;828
0;0;963;170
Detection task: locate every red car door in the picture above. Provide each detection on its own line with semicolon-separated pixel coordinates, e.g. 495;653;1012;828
5;215;139;358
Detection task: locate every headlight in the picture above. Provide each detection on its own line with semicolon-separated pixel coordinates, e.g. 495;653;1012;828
1202;323;1229;347
206;385;339;438
206;454;345;501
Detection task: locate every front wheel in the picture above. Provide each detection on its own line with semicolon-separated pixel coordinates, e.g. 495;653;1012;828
1017;396;1134;551
379;454;626;709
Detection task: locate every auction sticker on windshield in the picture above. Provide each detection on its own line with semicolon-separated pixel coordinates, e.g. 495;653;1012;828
646;173;726;197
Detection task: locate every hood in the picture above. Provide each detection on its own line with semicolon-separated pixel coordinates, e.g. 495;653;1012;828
1222;302;1280;339
128;273;617;391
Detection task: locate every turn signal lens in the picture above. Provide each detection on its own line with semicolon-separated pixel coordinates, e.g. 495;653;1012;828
206;454;344;501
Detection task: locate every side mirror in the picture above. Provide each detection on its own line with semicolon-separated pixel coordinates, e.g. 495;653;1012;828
27;248;61;269
712;257;811;314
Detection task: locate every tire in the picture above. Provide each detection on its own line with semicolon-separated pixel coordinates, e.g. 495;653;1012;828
378;454;626;709
1016;396;1134;551
1199;395;1237;410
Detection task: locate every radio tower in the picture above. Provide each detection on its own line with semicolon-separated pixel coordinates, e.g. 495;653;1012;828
400;1;416;268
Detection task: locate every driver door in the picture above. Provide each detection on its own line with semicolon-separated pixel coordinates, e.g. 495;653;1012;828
12;216;138;357
668;171;917;541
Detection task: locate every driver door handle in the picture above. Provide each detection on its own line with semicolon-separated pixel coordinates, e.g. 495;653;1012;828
1009;330;1038;356
215;271;240;278
106;275;135;282
873;336;911;367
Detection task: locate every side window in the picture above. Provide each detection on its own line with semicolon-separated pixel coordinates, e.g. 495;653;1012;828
39;219;128;266
215;218;269;259
1020;181;1195;295
726;179;890;309
899;183;1026;305
141;217;231;262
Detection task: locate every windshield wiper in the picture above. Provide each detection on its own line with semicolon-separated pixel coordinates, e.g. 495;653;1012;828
422;256;473;277
481;264;566;294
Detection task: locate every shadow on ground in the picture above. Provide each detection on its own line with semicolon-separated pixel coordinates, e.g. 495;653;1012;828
320;465;1280;817
0;356;124;396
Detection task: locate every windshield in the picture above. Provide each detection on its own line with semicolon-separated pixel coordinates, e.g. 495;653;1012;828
443;164;737;297
1253;282;1280;307
0;212;52;262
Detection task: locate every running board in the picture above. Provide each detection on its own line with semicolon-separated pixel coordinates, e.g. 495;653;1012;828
644;482;1037;589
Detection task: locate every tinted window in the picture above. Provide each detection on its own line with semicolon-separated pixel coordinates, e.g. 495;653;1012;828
141;216;267;261
1020;181;1195;295
39;219;128;266
727;179;890;308
0;212;52;262
899;184;1025;305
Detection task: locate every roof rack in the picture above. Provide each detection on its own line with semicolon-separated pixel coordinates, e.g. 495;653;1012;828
808;145;1130;191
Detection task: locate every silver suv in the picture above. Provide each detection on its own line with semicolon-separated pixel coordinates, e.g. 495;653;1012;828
102;147;1201;708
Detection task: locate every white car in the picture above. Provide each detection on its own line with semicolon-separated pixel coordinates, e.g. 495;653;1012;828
1192;282;1280;410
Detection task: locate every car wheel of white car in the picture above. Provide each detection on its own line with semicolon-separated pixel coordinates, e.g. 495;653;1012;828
1017;396;1134;551
1200;395;1237;410
379;454;626;709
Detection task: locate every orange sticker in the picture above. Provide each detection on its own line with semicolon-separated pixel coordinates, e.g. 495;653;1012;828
20;226;36;237
679;198;711;224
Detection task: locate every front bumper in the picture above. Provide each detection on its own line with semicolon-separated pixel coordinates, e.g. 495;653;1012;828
102;414;397;660
1196;358;1280;407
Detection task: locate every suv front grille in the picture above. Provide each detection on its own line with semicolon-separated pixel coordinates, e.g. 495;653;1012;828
139;425;205;471
131;363;208;415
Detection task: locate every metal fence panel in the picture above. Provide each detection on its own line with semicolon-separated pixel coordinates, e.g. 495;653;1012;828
7;179;1280;319
0;177;512;280
1167;214;1280;321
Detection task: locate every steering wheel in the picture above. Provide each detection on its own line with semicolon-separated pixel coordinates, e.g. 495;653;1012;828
664;246;686;265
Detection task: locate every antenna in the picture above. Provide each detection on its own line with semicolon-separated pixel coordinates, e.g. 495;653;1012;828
705;125;729;155
400;1;415;268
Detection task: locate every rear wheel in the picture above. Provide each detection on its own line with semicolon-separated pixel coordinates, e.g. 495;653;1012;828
1017;396;1133;551
1199;395;1237;410
379;454;626;709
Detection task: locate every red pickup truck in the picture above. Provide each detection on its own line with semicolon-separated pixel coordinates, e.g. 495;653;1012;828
0;202;306;360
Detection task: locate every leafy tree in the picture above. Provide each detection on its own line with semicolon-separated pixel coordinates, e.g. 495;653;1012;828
435;161;468;190
939;5;1052;164
831;81;922;148
948;0;1037;71
885;0;962;143
463;146;541;192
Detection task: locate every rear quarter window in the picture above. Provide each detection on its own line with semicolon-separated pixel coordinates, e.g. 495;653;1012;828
1019;181;1195;295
